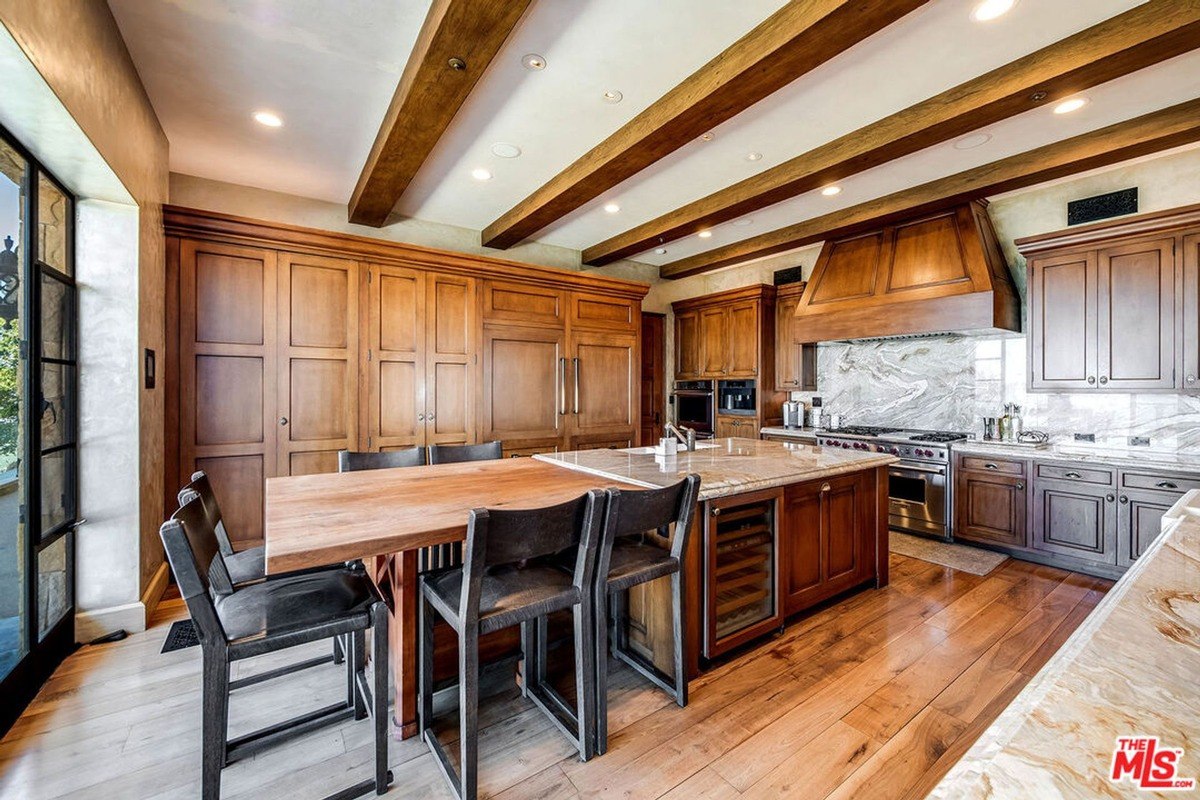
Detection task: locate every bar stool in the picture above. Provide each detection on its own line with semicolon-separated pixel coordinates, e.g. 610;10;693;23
592;475;700;754
337;446;426;472
419;491;604;800
160;496;391;800
427;441;502;464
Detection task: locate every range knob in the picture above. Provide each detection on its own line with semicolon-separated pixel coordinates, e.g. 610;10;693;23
842;442;851;449
891;447;900;455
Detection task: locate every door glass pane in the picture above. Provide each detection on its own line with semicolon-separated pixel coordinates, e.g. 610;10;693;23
37;533;70;639
41;273;73;361
40;449;75;537
0;139;25;678
37;173;68;276
40;362;73;450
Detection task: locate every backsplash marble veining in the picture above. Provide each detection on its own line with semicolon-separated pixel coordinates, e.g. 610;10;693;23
795;334;1200;453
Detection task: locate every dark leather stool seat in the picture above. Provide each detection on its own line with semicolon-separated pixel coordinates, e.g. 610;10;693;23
216;570;378;657
424;563;580;636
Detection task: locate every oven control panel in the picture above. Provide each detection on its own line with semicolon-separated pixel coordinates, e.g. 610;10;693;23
816;437;948;462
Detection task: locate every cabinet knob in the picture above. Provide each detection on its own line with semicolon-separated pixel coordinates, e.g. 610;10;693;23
1099;376;1108;385
279;416;288;426
1188;374;1196;384
417;413;425;421
1106;494;1115;503
428;413;436;421
1119;495;1129;504
1087;376;1096;385
821;482;831;493
1015;482;1024;490
711;507;721;517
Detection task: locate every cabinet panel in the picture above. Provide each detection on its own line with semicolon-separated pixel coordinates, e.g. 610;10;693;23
482;325;564;443
425;274;477;445
365;265;424;449
195;250;266;346
699;306;729;376
954;467;1027;548
570;292;636;332
1097;238;1176;390
194;355;265;446
781;472;872;615
482;280;563;326
1117;490;1173;568
727;301;758;377
1032;479;1116;563
194;455;265;547
675;310;700;379
1181;233;1200;390
570;331;637;438
782;483;821;610
774;285;816;391
1028;251;1095;390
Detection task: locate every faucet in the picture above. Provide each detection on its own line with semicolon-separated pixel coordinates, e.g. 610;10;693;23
664;422;697;452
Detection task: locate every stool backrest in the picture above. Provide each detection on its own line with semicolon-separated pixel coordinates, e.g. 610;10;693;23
338;447;426;472
459;491;604;624
160;495;230;646
428;441;503;465
600;474;700;565
178;471;234;556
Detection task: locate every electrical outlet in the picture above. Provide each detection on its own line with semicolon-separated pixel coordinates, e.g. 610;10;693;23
1128;436;1150;447
1074;433;1096;442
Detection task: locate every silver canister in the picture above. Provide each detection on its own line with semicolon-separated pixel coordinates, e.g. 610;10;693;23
983;417;998;441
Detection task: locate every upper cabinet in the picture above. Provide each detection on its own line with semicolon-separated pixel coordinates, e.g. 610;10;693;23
1019;203;1200;393
672;285;776;381
774;283;817;392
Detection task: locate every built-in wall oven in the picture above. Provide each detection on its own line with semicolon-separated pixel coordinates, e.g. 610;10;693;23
672;380;715;438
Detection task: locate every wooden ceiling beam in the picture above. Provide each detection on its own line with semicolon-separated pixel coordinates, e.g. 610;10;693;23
587;0;1200;266
659;98;1200;279
480;0;929;250
347;0;532;227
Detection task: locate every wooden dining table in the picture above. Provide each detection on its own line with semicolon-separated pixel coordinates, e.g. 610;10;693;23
264;457;640;739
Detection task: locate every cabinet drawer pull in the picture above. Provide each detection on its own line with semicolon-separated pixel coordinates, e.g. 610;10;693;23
1064;471;1082;479
1120;495;1129;504
1156;481;1179;489
983;463;999;470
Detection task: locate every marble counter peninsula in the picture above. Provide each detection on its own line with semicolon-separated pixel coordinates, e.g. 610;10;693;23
534;436;895;500
539;437;896;666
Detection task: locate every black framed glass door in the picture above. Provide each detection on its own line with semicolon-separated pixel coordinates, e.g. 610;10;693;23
0;123;79;732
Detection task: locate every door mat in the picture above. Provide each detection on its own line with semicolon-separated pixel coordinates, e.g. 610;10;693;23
161;619;200;653
890;531;1008;576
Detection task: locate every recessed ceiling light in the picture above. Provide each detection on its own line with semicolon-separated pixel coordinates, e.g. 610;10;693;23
821;185;842;197
1053;97;1089;115
603;202;620;214
521;53;546;71
698;230;713;239
491;142;522;159
745;152;763;162
953;132;993;150
655;248;668;255
471;168;493;181
971;0;1016;22
732;218;753;227
253;111;283;127
602;90;623;104
700;132;715;142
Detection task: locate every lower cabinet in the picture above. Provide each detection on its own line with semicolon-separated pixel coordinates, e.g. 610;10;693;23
953;455;1027;548
715;414;757;438
781;471;875;615
1117;490;1174;567
1031;469;1118;564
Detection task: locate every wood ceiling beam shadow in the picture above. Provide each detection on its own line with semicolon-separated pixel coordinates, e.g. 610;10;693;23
480;0;930;250
586;0;1200;266
659;98;1200;279
347;0;533;227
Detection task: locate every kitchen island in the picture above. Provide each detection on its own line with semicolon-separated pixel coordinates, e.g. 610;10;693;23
263;437;894;737
537;437;895;667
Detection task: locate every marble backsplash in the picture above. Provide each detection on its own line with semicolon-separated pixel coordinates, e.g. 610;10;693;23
793;334;1200;453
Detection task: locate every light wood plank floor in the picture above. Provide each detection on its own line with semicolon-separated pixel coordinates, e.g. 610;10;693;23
0;554;1111;800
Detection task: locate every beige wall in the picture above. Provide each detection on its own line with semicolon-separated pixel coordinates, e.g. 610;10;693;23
0;1;169;615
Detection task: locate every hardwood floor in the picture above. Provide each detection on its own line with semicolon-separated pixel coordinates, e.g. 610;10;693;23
0;554;1111;800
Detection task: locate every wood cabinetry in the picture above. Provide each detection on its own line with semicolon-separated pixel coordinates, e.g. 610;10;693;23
674;309;700;379
1019;203;1200;393
699;306;729;376
781;470;876;615
167;206;647;538
774;283;817;391
714;414;758;439
953;454;1028;548
1031;463;1118;563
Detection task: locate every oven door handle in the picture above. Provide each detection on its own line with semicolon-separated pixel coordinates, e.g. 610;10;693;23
891;462;945;475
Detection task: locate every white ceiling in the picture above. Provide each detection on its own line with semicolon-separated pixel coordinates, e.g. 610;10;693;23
108;0;1195;268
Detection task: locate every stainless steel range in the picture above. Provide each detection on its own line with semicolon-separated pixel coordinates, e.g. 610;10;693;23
815;426;969;541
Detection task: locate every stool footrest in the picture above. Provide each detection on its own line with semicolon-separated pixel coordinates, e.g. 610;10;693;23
227;701;354;763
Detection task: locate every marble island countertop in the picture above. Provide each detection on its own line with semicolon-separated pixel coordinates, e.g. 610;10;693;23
535;437;895;500
952;439;1200;473
927;495;1200;799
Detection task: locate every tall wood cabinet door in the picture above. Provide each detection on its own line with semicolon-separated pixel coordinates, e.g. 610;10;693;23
675;310;700;379
366;264;425;451
639;313;665;445
782;481;823;614
568;330;637;442
727;301;759;377
1096;238;1176;390
1028;251;1096;390
699;306;729;377
425;273;478;445
482;325;565;449
180;240;277;548
276;253;360;477
1180;234;1200;390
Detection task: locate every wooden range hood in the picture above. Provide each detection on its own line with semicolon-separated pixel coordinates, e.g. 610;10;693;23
794;201;1020;342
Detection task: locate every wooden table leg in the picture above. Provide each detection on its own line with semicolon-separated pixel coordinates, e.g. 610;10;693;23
371;551;421;740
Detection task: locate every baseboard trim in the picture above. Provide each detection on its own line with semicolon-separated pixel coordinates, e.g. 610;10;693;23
75;601;147;643
141;560;170;623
